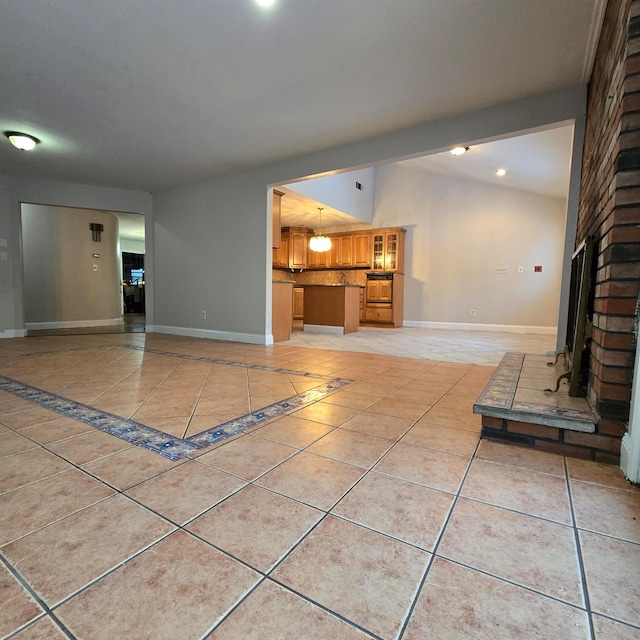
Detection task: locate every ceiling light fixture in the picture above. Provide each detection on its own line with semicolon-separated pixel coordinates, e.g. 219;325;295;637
309;207;332;253
255;0;276;6
496;168;507;177
450;146;469;156
5;132;40;151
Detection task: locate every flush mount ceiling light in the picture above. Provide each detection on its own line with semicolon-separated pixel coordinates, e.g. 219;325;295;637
309;207;332;253
5;132;40;151
450;146;469;156
255;0;276;6
496;168;507;177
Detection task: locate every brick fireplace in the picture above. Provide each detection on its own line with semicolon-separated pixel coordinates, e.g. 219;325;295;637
577;0;640;455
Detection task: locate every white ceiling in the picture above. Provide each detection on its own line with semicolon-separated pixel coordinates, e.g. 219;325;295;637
0;1;604;193
281;125;575;228
397;125;575;199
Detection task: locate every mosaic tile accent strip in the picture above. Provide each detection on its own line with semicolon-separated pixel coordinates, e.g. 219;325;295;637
473;352;524;410
0;375;200;461
0;350;354;461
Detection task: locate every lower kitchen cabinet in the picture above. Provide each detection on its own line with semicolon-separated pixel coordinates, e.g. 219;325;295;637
293;287;304;320
364;273;404;327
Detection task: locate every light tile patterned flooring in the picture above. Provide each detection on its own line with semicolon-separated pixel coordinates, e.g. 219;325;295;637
0;331;639;639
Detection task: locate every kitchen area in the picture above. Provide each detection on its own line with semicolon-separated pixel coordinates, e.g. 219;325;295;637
271;189;406;342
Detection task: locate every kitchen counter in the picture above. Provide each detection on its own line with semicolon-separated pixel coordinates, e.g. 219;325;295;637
302;284;360;334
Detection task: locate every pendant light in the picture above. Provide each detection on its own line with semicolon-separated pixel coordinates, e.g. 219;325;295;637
309;207;332;252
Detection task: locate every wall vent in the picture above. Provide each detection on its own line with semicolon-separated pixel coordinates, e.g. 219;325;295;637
355;181;363;191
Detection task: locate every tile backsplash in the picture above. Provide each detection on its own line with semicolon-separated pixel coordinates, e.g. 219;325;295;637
273;269;367;287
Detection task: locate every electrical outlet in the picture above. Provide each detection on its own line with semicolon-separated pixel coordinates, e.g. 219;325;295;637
495;267;507;274
518;265;524;273
93;264;98;271
201;310;206;319
470;309;476;316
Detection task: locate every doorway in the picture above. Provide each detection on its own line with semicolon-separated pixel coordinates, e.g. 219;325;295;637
21;204;146;336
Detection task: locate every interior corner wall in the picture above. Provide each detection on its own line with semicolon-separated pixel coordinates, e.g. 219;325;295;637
22;205;122;326
374;165;566;328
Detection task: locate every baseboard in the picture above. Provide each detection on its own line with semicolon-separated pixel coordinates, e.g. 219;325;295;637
0;329;27;338
403;320;557;335
620;432;640;484
303;324;345;335
148;324;271;345
25;318;124;330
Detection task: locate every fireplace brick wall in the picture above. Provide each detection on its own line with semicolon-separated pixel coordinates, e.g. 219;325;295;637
578;0;640;448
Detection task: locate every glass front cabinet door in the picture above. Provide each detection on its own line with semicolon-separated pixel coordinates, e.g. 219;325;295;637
371;229;405;272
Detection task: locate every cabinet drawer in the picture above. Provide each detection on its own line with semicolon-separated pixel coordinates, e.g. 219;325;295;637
365;307;393;323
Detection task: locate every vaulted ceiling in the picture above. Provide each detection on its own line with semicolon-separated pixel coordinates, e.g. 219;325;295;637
0;1;604;192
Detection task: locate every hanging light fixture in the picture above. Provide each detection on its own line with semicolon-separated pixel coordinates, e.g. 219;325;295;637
309;207;332;253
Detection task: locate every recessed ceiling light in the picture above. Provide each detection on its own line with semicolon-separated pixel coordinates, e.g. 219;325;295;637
450;146;469;156
496;168;507;177
255;0;276;6
5;132;40;151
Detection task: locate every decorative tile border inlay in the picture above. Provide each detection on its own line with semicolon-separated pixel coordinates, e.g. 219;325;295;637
0;346;354;460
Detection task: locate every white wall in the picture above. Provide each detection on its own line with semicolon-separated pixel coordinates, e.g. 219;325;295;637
374;165;566;328
284;167;375;224
22;205;122;327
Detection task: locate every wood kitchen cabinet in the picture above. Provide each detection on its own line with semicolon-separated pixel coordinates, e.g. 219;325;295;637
272;189;284;249
293;287;304;320
272;280;293;341
289;228;309;270
364;272;404;327
272;233;289;268
366;279;392;303
352;232;371;267
329;234;353;268
273;227;312;270
307;245;329;268
371;228;405;272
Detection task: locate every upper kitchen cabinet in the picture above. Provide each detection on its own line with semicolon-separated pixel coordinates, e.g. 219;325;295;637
272;189;284;249
274;227;312;270
307;245;329;268
328;234;353;268
288;227;310;270
272;232;289;268
352;232;371;267
371;228;406;272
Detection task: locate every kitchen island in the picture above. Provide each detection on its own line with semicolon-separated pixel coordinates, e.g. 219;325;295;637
302;284;361;334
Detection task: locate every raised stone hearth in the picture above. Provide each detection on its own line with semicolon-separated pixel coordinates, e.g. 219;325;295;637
474;352;620;463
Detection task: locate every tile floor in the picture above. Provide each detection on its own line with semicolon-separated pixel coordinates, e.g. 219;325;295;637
0;331;639;639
